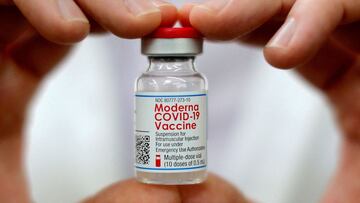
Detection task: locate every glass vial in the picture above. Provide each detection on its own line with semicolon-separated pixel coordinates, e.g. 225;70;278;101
134;28;208;185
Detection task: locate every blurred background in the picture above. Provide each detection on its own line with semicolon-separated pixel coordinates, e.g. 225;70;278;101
25;1;340;202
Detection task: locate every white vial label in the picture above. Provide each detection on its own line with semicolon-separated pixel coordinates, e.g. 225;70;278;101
135;91;207;173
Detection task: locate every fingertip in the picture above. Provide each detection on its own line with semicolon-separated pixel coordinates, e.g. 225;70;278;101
46;20;90;44
189;5;240;40
13;0;90;44
189;5;220;39
263;21;323;69
179;3;197;27
187;0;281;41
263;0;345;69
112;11;162;38
153;1;178;27
263;47;301;69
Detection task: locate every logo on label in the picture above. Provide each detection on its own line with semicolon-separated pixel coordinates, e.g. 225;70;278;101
156;155;161;167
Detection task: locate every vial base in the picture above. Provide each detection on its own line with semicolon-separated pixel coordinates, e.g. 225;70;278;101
136;170;207;185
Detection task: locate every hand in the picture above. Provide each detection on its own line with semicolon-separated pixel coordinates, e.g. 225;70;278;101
177;0;360;202
0;0;176;202
2;0;359;202
85;173;248;203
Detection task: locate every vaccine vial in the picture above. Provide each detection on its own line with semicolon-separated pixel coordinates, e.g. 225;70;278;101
134;27;208;185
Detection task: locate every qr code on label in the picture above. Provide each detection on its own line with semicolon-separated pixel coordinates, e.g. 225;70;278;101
136;135;150;165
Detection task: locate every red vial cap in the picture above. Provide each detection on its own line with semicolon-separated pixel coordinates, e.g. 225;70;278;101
147;27;203;39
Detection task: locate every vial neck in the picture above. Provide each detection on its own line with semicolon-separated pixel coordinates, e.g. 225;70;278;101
147;56;196;73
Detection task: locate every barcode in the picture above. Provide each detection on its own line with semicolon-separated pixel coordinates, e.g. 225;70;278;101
136;135;150;165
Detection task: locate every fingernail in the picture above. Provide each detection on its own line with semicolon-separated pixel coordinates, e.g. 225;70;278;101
58;0;88;23
198;0;231;13
124;0;160;17
267;18;297;48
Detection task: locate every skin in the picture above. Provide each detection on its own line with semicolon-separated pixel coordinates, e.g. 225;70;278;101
0;0;359;202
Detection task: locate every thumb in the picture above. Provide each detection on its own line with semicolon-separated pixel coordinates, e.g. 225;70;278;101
264;0;353;68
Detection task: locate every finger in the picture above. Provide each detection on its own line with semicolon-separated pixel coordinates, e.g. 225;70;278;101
238;20;283;46
0;135;29;202
153;0;177;27
264;0;359;68
333;22;360;53
340;0;360;24
296;39;356;90
323;139;360;202
178;173;249;203
0;32;70;203
1;31;69;138
9;33;71;78
76;0;176;39
13;0;90;44
85;179;181;203
178;3;194;27
296;39;360;139
179;0;284;40
1;33;69;132
84;173;249;203
0;6;28;50
0;0;13;5
88;18;107;34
